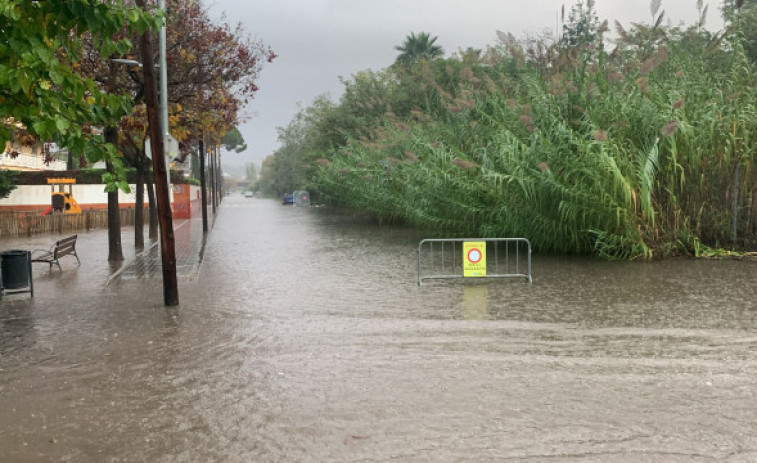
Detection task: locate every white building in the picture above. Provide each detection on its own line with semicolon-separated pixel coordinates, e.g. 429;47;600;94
1;141;67;171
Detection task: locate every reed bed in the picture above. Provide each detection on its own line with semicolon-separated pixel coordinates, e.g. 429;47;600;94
269;4;757;259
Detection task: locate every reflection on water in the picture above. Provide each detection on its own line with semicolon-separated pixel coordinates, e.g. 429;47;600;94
462;285;489;320
0;305;35;354
1;197;756;462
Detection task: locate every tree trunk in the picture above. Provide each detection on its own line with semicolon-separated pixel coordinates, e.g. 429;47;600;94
138;0;179;306
209;143;216;216
199;139;208;233
105;126;123;262
134;153;145;250
217;147;223;201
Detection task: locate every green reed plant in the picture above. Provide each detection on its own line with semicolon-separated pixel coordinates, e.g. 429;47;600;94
308;8;757;259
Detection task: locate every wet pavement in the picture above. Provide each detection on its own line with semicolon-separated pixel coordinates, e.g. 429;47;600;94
1;197;756;462
106;217;207;283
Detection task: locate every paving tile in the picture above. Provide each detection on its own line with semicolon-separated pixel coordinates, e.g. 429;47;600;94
108;218;206;283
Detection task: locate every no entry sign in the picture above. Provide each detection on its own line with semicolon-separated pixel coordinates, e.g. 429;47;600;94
463;241;487;277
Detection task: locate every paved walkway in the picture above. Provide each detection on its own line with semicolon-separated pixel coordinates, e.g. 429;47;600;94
0;216;209;298
106;217;207;284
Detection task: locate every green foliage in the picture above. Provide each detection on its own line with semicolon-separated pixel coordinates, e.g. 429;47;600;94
560;0;600;49
257;115;310;197
12;167;185;185
182;177;201;186
260;3;757;260
0;0;161;189
0;170;18;199
723;0;757;63
222;127;247;153
393;32;444;68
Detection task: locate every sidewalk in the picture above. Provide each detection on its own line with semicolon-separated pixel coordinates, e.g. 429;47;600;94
0;216;208;298
106;217;207;284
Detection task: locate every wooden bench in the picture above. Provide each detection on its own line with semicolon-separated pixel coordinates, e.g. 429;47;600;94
31;234;81;271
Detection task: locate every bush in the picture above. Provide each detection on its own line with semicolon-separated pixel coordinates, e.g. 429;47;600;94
12;168;188;185
0;170;18;198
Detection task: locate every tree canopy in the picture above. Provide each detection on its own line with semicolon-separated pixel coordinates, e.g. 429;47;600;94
165;0;275;148
0;0;159;174
393;32;444;67
1;0;272;193
560;0;600;49
222;127;247;153
83;0;274;170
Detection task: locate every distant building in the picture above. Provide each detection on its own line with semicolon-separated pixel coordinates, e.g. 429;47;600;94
1;141;66;171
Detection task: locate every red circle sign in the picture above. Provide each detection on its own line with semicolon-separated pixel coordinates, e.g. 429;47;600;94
467;248;482;264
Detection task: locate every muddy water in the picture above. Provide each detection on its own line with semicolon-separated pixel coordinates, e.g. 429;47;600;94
1;196;756;462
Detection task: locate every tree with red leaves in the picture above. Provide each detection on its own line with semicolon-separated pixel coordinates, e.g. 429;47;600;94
75;0;274;256
164;0;276;148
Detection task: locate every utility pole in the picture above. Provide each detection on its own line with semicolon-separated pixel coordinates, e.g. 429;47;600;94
137;0;178;306
159;0;168;156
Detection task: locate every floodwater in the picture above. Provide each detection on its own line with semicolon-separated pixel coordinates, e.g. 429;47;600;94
1;196;756;462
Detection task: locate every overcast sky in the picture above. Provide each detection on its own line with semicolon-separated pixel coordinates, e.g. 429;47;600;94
209;0;725;167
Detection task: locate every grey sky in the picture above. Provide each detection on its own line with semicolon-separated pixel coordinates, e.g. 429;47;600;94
209;0;724;166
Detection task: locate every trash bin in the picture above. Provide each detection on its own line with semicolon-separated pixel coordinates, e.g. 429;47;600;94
1;250;31;290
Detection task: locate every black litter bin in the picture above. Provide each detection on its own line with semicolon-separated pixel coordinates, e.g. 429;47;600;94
1;250;31;290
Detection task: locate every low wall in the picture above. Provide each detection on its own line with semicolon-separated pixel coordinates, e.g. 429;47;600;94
170;184;201;219
0;184;175;213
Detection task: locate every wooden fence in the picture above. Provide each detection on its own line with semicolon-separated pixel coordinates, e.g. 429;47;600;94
0;208;149;239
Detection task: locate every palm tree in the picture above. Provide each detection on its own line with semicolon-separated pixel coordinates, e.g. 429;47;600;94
394;32;444;67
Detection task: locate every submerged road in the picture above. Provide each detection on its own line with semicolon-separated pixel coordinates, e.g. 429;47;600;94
1;196;756;462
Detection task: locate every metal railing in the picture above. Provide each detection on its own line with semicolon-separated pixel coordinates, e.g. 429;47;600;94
418;238;532;286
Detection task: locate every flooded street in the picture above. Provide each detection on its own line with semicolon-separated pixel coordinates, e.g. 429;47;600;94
1;196;756;462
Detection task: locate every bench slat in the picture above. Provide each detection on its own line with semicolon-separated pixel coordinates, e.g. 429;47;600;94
32;234;79;270
54;245;76;257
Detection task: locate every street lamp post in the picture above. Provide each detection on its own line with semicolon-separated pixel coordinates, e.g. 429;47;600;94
112;58;172;196
159;0;169;153
111;57;169;156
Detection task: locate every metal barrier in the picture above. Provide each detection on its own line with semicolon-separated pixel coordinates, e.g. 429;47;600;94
418;238;532;286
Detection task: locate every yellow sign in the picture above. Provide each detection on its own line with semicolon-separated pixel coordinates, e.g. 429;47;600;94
463;241;487;277
47;178;76;184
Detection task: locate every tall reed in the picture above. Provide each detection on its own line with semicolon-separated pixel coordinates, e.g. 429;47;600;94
310;15;757;259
